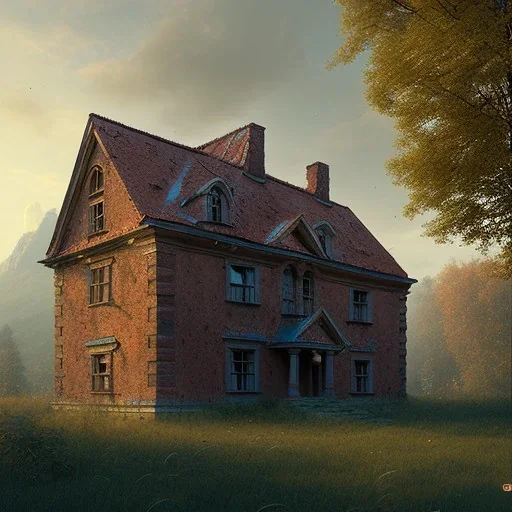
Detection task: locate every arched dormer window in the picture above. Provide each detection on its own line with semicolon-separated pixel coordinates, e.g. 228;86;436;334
302;271;314;316
314;221;336;258
207;185;230;223
89;166;104;196
281;266;296;314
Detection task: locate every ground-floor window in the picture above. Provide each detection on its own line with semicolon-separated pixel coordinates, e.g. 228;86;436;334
91;353;112;392
352;359;373;394
225;343;260;393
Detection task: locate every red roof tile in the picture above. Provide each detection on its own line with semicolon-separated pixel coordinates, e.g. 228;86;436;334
74;114;409;278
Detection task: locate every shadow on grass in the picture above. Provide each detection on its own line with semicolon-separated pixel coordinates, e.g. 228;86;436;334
0;396;510;512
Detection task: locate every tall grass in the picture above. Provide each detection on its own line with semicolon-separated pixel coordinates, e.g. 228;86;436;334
0;396;510;511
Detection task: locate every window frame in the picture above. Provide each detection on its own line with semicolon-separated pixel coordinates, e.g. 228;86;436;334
91;352;113;393
281;266;297;315
226;261;260;305
302;271;314;316
89;166;104;197
207;185;230;224
351;358;373;394
348;288;373;324
88;199;105;235
88;261;113;306
225;342;261;393
313;222;336;258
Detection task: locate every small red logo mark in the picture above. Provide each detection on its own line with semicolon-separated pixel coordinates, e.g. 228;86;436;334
503;484;512;492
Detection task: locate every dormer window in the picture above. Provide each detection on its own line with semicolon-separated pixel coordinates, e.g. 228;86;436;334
314;222;336;258
207;185;230;223
209;187;222;222
89;166;104;196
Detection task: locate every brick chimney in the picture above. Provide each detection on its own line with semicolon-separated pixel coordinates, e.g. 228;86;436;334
306;162;330;202
243;123;265;180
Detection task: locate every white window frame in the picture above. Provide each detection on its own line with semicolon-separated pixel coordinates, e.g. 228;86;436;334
226;262;260;304
351;358;373;394
225;342;261;393
349;288;373;323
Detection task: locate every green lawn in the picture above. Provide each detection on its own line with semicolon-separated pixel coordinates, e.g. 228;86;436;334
0;396;510;512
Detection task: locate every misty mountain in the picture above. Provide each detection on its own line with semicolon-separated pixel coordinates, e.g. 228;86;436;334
0;210;57;393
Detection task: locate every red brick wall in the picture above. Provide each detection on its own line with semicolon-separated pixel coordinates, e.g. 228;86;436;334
58;141;141;255
55;239;157;405
163;237;405;401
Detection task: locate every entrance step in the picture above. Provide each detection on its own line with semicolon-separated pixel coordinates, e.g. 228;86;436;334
288;397;393;422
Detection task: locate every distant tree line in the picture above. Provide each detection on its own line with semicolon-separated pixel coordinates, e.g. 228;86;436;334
0;325;28;397
407;259;511;399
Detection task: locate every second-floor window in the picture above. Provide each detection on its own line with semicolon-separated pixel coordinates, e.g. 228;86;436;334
281;267;296;314
89;263;112;305
302;271;314;315
227;263;259;304
350;289;372;323
88;201;104;234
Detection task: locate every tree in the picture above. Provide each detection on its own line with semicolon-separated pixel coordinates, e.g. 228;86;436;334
434;259;512;398
329;1;512;275
406;276;460;397
0;325;28;396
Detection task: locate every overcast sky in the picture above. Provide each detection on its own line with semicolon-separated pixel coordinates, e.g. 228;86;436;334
0;0;484;280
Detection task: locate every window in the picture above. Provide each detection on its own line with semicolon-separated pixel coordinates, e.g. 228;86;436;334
88;201;104;234
228;349;256;392
89;166;104;196
89;264;112;305
302;271;314;315
314;222;336;258
91;353;112;392
352;359;373;394
281;266;296;314
349;289;372;323
207;186;230;223
227;264;259;304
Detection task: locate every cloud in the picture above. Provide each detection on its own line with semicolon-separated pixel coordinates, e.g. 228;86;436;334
80;0;308;129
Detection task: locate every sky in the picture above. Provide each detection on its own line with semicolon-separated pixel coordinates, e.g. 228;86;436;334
0;0;485;281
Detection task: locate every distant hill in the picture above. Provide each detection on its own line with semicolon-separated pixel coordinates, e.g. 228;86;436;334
0;210;57;394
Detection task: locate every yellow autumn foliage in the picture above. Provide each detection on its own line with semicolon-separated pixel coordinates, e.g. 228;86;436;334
330;1;512;275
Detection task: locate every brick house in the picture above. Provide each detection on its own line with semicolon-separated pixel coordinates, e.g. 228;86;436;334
40;114;416;413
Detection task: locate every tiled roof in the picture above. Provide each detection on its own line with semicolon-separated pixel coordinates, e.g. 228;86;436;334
73;114;409;278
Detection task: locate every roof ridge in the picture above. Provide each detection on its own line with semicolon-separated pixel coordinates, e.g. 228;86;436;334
89;113;248;170
89;113;350;210
89;113;213;158
196;122;253;150
265;175;350;210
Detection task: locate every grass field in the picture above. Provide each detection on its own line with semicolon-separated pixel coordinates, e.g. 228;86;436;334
0;396;510;512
